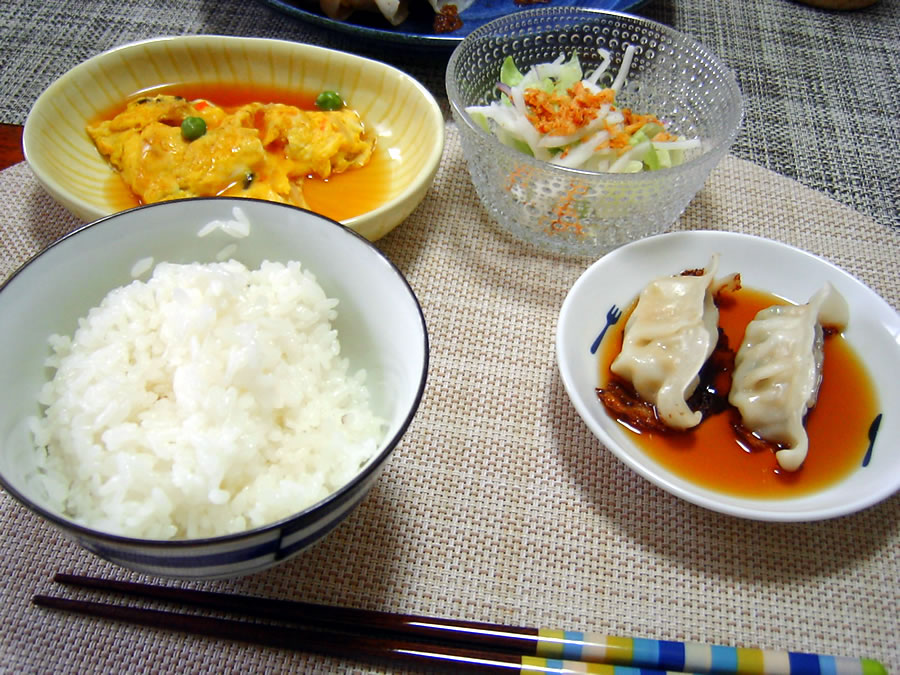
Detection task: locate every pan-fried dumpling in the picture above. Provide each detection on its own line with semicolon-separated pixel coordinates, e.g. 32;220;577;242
610;255;722;430
728;282;849;471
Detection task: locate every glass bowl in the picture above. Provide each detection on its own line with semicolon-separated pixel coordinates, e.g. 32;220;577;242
446;8;743;257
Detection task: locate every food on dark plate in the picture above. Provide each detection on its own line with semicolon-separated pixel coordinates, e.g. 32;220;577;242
87;93;375;210
313;0;474;31
432;3;463;32
729;282;849;471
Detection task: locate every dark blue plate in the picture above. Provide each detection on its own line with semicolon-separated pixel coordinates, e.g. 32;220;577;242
263;0;646;50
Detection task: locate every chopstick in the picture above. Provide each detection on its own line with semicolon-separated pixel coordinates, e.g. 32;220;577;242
36;573;885;675
33;589;681;675
33;594;544;674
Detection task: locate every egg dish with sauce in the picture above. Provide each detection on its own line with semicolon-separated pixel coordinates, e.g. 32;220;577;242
86;93;376;209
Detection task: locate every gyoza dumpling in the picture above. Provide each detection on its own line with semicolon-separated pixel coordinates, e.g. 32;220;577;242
728;282;849;471
610;255;722;430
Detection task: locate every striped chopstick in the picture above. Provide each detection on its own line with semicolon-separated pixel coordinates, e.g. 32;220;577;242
39;573;885;675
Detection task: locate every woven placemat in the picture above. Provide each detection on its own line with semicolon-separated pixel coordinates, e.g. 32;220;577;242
0;124;898;673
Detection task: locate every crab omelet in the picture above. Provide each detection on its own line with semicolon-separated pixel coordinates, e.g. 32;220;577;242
86;94;375;208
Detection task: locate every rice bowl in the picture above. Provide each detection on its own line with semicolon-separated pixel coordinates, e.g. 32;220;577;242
0;198;428;578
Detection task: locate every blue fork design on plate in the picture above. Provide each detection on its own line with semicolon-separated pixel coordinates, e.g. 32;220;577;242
862;413;882;467
589;304;623;354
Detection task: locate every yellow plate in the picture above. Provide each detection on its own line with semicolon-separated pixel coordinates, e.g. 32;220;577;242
23;35;444;240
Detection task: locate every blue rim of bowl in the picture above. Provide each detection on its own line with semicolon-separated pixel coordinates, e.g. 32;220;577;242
445;7;744;180
0;197;430;551
262;0;648;50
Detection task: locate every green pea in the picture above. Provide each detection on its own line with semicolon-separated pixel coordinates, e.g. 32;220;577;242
181;116;207;141
315;90;344;111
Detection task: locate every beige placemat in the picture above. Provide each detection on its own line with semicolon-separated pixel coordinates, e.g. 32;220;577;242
1;124;898;673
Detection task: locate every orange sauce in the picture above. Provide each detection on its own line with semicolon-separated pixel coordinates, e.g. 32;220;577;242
597;287;879;498
97;83;391;222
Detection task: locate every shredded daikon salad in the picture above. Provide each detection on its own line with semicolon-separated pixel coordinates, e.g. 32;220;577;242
465;46;702;173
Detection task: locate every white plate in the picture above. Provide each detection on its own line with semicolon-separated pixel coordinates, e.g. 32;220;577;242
556;230;899;521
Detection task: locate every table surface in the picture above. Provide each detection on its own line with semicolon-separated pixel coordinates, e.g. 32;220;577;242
1;1;898;673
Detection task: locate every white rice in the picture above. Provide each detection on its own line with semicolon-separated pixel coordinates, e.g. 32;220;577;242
215;243;238;261
129;256;154;278
196;205;252;238
28;259;384;540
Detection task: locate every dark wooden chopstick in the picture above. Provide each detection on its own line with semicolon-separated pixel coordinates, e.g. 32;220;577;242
32;594;531;674
39;573;884;675
53;572;539;653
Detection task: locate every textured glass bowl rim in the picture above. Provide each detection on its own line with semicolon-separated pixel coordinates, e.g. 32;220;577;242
445;7;744;183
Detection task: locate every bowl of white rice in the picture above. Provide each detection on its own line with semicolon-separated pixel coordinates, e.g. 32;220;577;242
0;197;428;579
